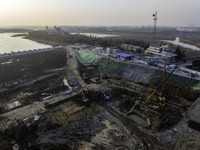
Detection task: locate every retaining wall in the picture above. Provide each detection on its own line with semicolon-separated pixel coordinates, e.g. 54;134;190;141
108;59;200;86
120;64;157;84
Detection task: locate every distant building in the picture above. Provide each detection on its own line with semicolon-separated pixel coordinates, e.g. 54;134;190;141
106;47;120;54
121;44;144;53
75;43;91;48
145;45;177;60
46;26;49;32
177;27;200;32
145;45;169;55
45;25;67;36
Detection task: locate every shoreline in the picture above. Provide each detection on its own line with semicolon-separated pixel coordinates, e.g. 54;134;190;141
25;36;62;47
11;33;28;37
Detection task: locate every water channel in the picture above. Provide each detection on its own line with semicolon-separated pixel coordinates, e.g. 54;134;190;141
163;37;200;51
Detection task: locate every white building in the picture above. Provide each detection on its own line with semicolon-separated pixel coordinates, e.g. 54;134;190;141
145;45;170;54
145;45;176;58
177;27;200;32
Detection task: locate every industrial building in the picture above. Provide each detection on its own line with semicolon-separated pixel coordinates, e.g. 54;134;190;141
106;47;121;54
121;44;144;53
177;27;200;32
145;45;177;61
45;25;66;36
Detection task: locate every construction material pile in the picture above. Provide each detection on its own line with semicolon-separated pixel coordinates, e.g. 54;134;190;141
75;50;100;66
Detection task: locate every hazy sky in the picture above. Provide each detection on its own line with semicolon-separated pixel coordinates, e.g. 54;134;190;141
0;0;200;27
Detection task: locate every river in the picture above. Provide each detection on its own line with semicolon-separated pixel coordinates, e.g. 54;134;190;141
0;33;51;54
163;37;200;51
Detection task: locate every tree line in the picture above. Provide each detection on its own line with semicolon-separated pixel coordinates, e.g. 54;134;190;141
28;30;150;49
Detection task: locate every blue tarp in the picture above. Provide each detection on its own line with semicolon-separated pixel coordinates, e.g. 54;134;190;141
115;52;134;58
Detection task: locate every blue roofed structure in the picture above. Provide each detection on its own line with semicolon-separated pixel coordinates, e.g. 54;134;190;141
115;52;135;58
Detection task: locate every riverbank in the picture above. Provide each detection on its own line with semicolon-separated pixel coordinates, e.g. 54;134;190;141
25;36;61;47
11;33;28;37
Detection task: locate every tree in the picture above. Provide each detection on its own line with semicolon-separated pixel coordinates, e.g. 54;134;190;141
192;60;200;66
174;46;185;60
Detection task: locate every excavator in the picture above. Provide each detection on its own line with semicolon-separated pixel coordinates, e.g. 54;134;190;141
98;90;110;100
91;63;103;84
81;87;89;102
82;72;88;80
91;54;110;83
144;66;177;110
158;59;167;107
102;54;110;79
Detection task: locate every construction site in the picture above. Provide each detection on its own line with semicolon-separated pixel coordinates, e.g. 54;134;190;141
0;43;199;150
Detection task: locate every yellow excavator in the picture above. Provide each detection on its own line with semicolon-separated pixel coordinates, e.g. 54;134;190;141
144;67;177;110
82;73;88;80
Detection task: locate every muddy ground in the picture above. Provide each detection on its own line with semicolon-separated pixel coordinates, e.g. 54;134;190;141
0;46;200;150
0;48;66;84
1;85;199;150
0;48;69;114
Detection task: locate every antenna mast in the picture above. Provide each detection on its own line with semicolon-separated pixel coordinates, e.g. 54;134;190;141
153;11;158;37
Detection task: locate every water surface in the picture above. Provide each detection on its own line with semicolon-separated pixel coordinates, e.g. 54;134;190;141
163;37;200;51
0;33;51;54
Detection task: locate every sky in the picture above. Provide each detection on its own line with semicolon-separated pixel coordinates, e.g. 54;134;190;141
0;0;200;27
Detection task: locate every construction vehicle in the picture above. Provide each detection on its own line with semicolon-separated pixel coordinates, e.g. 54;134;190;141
144;67;177;110
158;58;167;103
63;90;72;95
90;78;102;84
81;87;89;102
82;72;88;80
90;63;103;84
69;53;72;58
98;90;110;100
102;54;110;79
98;63;102;81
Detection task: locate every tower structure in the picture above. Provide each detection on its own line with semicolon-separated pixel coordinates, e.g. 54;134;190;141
46;25;48;32
153;11;158;36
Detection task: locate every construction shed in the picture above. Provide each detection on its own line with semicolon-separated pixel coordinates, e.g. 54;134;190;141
115;52;134;60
